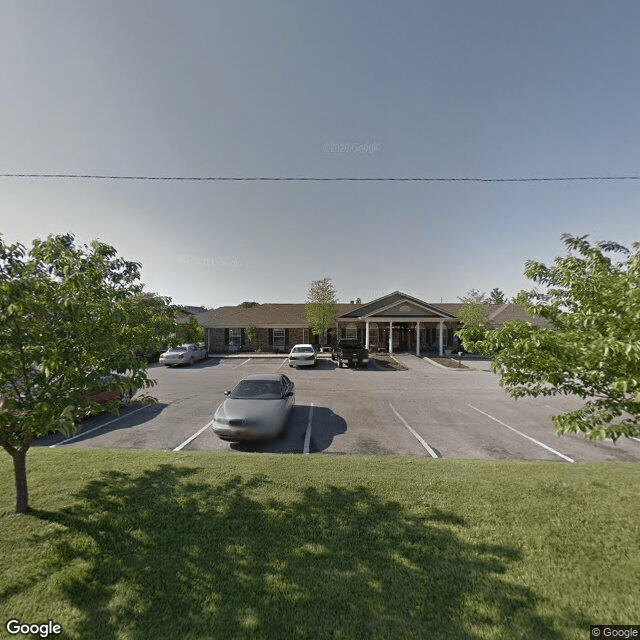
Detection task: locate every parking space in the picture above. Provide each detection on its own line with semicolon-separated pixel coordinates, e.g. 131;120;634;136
36;355;640;462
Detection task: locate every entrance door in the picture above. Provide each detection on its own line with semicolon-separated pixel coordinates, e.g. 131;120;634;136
396;324;409;351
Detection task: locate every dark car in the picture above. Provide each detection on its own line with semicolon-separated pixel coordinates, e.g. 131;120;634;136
331;339;369;368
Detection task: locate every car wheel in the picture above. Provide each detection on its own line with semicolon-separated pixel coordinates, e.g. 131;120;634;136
338;360;342;368
120;390;132;405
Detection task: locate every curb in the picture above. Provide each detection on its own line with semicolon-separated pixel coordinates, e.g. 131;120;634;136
206;353;334;359
420;355;468;371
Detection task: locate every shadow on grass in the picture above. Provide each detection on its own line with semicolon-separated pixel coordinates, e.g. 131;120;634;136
30;465;572;639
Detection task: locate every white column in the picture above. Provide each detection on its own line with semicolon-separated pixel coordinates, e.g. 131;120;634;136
438;320;444;356
389;321;393;354
415;321;420;356
365;320;370;350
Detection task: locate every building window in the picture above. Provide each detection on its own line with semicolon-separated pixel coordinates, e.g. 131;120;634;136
228;328;242;351
345;323;357;339
368;323;379;344
273;329;285;349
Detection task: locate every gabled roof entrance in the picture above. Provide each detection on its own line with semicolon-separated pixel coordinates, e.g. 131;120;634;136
337;290;456;321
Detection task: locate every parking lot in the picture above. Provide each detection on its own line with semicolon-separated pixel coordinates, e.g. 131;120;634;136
39;355;640;462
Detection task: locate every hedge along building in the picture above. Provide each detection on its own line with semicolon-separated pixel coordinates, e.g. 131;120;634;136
195;291;544;356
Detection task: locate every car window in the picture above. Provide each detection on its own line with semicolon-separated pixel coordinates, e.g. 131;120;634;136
170;346;187;352
230;380;284;400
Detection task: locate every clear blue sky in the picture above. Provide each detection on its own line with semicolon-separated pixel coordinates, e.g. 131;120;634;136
2;1;639;307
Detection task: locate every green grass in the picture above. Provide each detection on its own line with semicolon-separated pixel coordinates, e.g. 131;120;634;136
1;450;639;639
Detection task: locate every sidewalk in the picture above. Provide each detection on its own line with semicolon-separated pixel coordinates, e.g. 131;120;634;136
207;352;334;359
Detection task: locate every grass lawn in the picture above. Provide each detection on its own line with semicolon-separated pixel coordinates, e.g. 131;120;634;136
1;449;638;639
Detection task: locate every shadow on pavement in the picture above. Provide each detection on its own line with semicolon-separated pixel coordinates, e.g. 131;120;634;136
33;402;169;447
229;405;347;454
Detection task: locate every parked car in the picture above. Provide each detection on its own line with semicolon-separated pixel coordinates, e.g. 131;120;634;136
212;373;295;441
288;344;317;368
1;371;136;417
159;343;208;366
87;373;138;406
331;339;369;368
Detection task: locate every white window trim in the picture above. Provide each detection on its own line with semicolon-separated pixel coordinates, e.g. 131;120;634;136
273;328;285;347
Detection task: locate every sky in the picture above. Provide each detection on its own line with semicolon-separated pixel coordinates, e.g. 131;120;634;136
2;0;640;308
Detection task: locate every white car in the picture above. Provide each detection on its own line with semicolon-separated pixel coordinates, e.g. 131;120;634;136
288;344;317;368
159;343;208;366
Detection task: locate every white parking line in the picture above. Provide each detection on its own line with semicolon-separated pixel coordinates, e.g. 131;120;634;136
173;419;214;451
233;359;251;369
50;405;150;447
632;437;640;444
467;404;574;462
389;403;438;458
276;358;289;370
303;403;314;454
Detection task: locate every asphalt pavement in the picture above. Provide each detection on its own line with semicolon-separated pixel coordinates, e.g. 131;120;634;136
38;354;640;462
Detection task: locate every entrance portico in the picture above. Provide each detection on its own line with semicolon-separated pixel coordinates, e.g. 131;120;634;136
335;291;458;356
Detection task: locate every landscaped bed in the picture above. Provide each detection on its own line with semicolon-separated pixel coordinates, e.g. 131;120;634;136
370;354;409;370
424;355;471;369
1;449;638;639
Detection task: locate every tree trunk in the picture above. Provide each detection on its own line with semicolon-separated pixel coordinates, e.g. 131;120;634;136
2;441;31;513
13;447;29;513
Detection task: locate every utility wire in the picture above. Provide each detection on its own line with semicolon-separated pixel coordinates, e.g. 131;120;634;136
1;173;640;182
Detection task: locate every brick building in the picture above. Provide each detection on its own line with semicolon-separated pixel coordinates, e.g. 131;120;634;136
194;291;544;356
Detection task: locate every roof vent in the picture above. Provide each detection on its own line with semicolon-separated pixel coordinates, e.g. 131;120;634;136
350;300;354;304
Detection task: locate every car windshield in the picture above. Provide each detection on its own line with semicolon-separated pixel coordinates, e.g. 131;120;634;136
169;346;188;352
292;347;314;353
230;379;284;400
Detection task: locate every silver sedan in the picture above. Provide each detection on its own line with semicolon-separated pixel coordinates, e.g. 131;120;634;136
159;343;207;367
211;373;295;441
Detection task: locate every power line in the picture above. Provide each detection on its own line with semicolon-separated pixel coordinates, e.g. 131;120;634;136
1;173;640;182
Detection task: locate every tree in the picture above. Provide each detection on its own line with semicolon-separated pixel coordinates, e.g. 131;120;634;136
176;315;205;344
457;288;489;303
471;233;640;441
0;233;179;513
488;288;508;304
245;325;258;348
455;301;490;352
305;278;339;345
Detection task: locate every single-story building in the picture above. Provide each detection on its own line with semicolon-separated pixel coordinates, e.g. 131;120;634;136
194;291;545;356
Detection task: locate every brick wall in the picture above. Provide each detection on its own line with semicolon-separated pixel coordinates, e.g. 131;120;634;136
206;327;316;353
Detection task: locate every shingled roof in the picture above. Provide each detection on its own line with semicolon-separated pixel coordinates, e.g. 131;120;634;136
337;291;458;319
195;303;360;328
194;295;547;328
